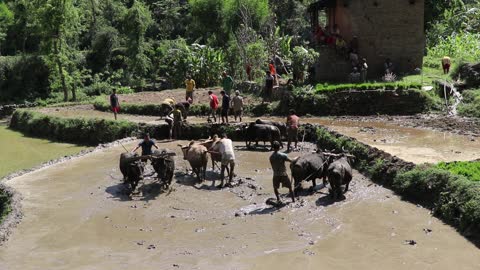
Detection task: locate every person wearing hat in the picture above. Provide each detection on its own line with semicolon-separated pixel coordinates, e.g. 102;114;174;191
231;90;244;122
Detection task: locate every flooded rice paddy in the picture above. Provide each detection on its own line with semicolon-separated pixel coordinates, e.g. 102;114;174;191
1;141;479;269
0;124;86;178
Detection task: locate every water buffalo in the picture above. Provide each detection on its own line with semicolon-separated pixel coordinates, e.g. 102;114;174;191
178;141;208;183
200;136;222;171
326;155;353;200
255;119;287;138
151;149;175;189
245;123;283;149
290;151;329;195
119;152;145;195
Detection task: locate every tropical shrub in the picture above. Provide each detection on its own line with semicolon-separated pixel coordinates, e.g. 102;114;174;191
291;46;319;83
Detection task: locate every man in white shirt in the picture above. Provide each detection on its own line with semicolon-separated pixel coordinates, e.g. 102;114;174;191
217;133;235;188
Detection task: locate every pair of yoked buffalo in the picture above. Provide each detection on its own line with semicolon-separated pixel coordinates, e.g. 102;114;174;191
119;150;175;195
291;150;354;200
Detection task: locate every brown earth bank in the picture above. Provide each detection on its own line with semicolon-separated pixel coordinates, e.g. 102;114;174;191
1;140;479;269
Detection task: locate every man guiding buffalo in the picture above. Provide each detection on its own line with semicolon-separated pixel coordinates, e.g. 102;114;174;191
269;141;295;203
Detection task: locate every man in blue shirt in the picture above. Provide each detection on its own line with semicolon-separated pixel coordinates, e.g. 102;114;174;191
132;133;159;156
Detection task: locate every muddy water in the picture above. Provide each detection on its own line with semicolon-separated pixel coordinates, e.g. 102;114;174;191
307;118;480;164
1;141;479;269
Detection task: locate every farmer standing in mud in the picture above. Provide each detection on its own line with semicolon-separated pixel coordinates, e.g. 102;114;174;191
132;133;159;156
286;109;299;152
185;75;196;101
269;141;295;203
172;104;183;139
110;89;120;120
217;133;235;188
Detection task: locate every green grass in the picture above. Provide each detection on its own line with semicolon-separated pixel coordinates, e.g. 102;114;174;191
0;124;87;178
400;66;446;86
315;82;422;93
436;161;480;182
458;89;480;118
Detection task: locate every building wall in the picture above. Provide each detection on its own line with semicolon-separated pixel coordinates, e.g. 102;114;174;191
317;0;425;80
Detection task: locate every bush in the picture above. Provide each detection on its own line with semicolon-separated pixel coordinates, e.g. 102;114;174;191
0;55;50;103
394;166;480;236
154;39;225;88
10;110;138;145
436;161;480;182
458;89;480;118
393;166;455;204
0;188;11;224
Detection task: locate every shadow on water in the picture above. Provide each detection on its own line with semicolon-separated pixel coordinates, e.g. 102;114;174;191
174;170;226;191
248;206;281;216
105;183;132;202
294;183;328;198
315;191;345;207
137;181;170;201
106;177;169;202
235;145;271;153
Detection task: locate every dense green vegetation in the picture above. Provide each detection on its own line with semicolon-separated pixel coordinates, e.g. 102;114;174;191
0;0;477;106
436;161;480;182
458;89;480;118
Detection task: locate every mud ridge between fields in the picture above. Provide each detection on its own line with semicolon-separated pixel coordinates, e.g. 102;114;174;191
0;137;137;245
332;114;480;138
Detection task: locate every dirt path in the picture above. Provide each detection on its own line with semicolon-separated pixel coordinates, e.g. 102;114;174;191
114;88;261;107
1;141;479;269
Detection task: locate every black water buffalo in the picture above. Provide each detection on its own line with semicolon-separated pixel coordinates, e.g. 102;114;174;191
290;151;329;195
151;149;175;189
255;119;287;138
245;123;283;149
119;152;145;195
327;155;353;200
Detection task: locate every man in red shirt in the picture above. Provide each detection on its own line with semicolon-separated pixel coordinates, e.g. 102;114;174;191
208;90;219;123
286;109;299;152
